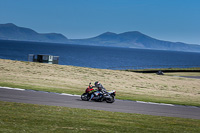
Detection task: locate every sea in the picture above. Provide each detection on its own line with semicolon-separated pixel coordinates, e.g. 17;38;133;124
0;40;200;70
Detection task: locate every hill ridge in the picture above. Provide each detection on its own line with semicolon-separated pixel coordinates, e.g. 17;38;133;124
0;23;200;52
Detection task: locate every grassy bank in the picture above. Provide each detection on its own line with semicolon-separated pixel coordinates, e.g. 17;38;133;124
126;67;200;74
0;59;200;106
0;101;200;132
127;67;200;71
164;72;200;77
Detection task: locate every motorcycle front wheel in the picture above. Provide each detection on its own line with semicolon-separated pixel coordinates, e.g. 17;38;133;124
81;93;90;101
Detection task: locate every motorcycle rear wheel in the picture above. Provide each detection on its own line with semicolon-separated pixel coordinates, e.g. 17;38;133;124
106;96;115;103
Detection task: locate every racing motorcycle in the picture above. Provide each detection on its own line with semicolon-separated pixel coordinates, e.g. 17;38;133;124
81;89;116;103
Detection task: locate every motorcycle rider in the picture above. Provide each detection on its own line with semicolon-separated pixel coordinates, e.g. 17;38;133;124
85;82;94;93
89;81;106;101
94;81;106;92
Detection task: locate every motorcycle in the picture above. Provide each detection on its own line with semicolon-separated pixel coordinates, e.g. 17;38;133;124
81;89;116;103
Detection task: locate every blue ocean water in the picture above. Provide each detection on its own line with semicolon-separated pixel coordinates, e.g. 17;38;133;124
0;40;200;69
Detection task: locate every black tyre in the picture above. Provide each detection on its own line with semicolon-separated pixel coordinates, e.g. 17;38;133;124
81;93;89;101
106;96;115;103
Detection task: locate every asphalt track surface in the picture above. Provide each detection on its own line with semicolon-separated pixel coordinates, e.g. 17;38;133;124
1;87;200;120
180;76;200;79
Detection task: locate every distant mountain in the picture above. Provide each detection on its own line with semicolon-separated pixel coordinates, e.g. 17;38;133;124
1;23;200;52
69;31;200;52
0;23;68;43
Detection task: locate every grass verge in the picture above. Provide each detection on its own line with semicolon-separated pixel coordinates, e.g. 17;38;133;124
126;68;200;77
126;67;200;72
0;101;200;133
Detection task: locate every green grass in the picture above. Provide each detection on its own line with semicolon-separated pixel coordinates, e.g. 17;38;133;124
117;93;200;107
0;82;83;95
0;101;200;133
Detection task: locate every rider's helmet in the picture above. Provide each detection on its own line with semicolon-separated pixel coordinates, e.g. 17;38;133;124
95;81;103;91
94;81;100;87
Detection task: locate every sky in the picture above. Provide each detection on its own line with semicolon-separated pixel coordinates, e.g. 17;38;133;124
0;0;200;44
